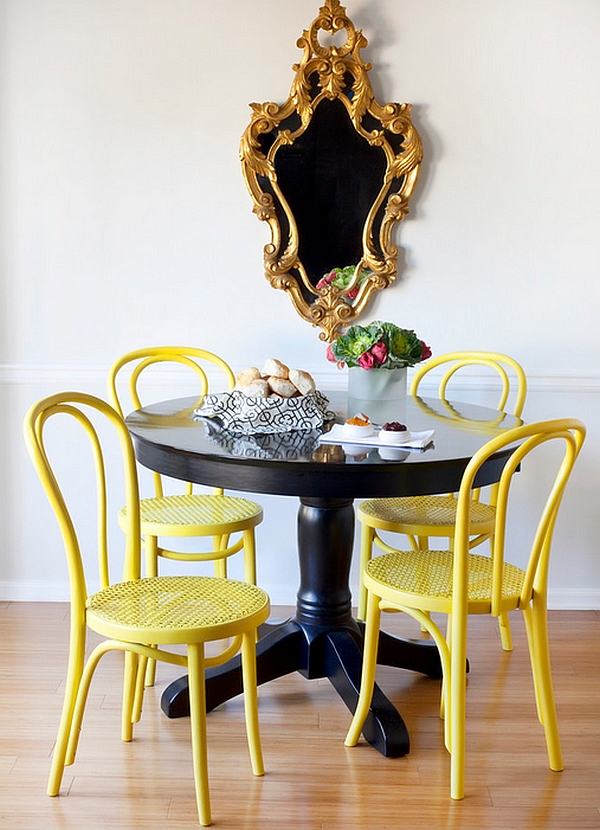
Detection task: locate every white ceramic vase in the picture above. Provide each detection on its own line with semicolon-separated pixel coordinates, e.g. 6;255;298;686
347;366;407;424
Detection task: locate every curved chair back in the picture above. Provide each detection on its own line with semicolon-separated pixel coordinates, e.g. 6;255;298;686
24;392;142;610
455;418;585;618
107;346;235;498
410;351;527;418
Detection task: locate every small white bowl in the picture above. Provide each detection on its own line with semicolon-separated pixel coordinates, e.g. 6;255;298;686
379;447;410;461
343;422;374;439
342;443;370;458
379;427;412;445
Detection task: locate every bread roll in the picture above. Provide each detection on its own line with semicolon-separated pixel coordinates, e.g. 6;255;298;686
289;368;316;395
262;358;289;379
235;366;261;387
269;377;298;398
238;378;270;398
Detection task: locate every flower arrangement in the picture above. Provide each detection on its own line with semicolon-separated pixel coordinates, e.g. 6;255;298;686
316;265;371;301
327;321;432;370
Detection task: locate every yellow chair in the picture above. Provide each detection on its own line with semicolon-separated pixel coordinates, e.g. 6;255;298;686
24;392;270;826
357;351;527;651
108;346;263;584
346;418;585;800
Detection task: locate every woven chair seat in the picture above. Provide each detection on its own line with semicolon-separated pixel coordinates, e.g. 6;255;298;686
88;575;269;642
87;576;268;642
119;494;263;535
360;495;496;529
365;549;525;607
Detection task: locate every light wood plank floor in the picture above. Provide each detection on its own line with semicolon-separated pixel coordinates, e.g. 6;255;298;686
1;602;599;829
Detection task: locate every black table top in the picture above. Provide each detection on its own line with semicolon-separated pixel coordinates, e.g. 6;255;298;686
126;391;522;500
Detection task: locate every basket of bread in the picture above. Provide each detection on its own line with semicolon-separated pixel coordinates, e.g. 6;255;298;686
193;359;332;435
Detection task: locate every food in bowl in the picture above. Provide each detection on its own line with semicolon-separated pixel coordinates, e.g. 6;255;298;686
234;361;316;398
343;413;374;438
379;421;412;444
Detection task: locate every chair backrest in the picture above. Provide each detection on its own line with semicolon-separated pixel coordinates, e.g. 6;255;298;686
108;346;236;414
453;418;585;619
23;392;142;620
410;351;527;418
107;346;236;497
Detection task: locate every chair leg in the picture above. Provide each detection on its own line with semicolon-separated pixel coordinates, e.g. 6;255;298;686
121;650;139;740
47;627;86;796
61;641;131;770
213;534;229;579
345;590;381;746
240;629;264;776
416;536;431;633
484;532;513;651
143;535;159;687
131;653;148;724
242;528;257;585
449;608;468;800
498;611;513;651
357;524;375;621
522;602;563;771
187;642;211;826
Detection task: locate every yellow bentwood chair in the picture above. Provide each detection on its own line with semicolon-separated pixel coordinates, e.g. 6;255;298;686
346;418;585;800
357;351;527;651
108;347;263;584
108;347;264;684
24;392;270;826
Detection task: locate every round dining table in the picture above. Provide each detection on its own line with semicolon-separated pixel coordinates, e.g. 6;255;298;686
126;390;521;757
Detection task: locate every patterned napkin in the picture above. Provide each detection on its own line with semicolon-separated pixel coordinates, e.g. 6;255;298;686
194;390;333;435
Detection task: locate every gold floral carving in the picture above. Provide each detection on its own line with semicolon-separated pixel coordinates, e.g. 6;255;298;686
240;0;423;342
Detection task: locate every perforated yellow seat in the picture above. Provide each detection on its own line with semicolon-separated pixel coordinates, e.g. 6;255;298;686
346;418;585;800
129;493;262;541
357;351;527;651
24;392;270;826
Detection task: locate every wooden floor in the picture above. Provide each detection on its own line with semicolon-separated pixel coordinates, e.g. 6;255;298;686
1;602;599;829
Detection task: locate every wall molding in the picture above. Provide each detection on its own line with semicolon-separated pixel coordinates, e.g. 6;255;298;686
3;363;600;393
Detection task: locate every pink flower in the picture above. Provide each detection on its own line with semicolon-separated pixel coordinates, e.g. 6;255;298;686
358;351;376;369
420;340;432;360
345;287;358;300
326;344;346;369
370;341;388;365
317;271;337;290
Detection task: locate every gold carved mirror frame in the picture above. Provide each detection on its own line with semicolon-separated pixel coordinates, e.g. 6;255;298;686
240;0;423;342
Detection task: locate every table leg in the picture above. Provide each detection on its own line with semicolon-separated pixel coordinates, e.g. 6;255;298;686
160;496;441;757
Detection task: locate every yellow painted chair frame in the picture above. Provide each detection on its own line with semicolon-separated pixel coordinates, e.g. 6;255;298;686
357;351;527;651
24;392;270;826
346;418;585;800
108;347;264;684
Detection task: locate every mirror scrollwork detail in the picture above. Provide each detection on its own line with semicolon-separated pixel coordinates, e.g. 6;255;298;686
240;0;423;342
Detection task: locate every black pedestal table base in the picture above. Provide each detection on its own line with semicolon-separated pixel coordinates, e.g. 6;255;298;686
160;496;442;757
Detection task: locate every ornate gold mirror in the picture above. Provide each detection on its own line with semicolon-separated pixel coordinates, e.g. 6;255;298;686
240;0;423;342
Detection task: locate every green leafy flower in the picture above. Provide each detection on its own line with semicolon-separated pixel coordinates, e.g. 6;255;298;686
327;320;431;370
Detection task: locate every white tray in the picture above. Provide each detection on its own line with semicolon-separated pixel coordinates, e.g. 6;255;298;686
318;424;435;450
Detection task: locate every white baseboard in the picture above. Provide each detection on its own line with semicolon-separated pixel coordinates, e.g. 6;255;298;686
0;579;299;606
2;580;598;610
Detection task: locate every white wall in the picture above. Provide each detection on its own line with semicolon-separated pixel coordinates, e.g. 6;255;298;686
1;0;599;607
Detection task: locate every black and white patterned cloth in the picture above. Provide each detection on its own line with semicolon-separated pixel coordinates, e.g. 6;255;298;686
203;423;323;459
194;389;333;435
